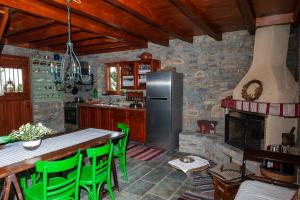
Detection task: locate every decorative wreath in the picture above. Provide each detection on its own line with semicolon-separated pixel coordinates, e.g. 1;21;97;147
241;79;263;101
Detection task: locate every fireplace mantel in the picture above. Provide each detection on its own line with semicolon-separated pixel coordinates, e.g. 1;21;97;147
221;99;300;118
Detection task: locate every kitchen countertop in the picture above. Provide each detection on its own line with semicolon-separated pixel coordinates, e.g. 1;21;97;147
79;103;146;111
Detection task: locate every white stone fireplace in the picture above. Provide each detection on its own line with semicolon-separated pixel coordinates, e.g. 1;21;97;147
232;24;299;147
179;24;299;165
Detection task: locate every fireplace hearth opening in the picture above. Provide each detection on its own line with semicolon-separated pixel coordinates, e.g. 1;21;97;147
225;111;265;150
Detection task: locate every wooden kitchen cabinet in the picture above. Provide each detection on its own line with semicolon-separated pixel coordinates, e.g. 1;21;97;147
79;106;88;128
80;106;110;130
79;105;146;143
97;107;110;130
106;59;160;94
80;106;97;128
110;108;127;131
110;108;146;143
127;110;146;143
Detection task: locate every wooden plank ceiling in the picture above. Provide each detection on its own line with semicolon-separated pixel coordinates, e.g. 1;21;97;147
0;0;297;55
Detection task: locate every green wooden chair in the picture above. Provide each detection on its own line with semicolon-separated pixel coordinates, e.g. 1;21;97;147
114;123;129;182
23;150;83;200
68;141;115;200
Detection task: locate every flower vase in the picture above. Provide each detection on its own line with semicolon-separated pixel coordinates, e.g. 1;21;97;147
23;139;41;149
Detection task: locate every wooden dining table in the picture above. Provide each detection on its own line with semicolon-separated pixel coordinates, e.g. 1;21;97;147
0;128;124;200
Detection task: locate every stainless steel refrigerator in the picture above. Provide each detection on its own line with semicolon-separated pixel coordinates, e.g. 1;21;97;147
146;71;183;150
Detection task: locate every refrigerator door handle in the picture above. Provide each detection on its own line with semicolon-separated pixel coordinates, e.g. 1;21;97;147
149;97;168;100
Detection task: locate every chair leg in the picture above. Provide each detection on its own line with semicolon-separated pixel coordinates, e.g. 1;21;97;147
119;155;128;182
106;179;115;200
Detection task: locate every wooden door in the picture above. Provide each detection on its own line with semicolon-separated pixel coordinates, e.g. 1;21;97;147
0;55;32;136
0;102;6;135
110;108;127;131
127;110;146;143
0;100;32;136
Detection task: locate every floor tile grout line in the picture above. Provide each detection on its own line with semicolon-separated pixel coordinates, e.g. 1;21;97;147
138;167;175;199
142;192;169;200
123;164;156;196
139;171;182;200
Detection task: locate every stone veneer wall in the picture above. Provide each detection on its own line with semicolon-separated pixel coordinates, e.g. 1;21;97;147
79;28;299;164
1;45;65;132
1;28;298;163
80;30;255;134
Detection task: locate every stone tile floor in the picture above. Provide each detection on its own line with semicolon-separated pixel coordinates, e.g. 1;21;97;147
81;151;200;200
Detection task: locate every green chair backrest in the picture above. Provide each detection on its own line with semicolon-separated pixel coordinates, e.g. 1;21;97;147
86;140;114;184
36;150;83;200
117;123;129;152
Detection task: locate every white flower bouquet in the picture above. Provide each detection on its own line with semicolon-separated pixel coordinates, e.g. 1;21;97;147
10;123;53;142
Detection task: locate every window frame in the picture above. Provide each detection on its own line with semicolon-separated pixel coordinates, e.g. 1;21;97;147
105;63;121;95
0;55;30;100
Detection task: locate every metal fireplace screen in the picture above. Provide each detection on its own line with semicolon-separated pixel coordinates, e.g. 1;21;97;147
225;111;264;150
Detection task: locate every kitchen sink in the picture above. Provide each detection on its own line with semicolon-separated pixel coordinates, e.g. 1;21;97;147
93;103;120;107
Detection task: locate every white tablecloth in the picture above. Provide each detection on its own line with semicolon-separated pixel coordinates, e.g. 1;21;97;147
0;128;114;167
235;180;296;200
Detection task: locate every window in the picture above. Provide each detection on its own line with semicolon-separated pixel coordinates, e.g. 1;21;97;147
0;55;30;99
0;67;23;93
106;64;121;95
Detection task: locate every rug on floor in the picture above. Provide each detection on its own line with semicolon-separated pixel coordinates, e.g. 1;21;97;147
126;143;166;161
178;160;217;200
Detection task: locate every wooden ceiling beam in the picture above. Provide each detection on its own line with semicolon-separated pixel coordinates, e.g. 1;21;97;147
45;0;169;46
235;0;256;35
6;19;55;37
0;7;8;54
0;0;147;48
78;46;138;56
0;7;8;39
6;24;80;44
256;13;294;28
49;37;119;50
29;32;101;48
170;0;222;41
293;0;300;26
75;42;129;53
106;0;193;43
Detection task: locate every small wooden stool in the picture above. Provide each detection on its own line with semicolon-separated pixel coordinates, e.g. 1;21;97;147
212;175;241;200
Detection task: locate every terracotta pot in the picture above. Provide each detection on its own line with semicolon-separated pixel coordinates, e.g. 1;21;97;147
139;52;152;60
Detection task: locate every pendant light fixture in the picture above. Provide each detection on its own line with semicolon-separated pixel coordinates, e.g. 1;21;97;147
50;0;92;92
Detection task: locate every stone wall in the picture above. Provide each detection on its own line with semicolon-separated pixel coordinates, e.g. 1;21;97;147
80;30;255;134
2;45;65;132
79;28;299;163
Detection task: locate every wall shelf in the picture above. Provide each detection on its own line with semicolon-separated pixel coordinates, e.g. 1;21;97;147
30;56;64;103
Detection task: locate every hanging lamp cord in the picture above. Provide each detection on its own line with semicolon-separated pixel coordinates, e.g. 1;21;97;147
67;0;72;43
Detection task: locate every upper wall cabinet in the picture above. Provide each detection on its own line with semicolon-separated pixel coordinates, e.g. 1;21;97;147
106;59;160;94
136;59;160;90
121;61;135;89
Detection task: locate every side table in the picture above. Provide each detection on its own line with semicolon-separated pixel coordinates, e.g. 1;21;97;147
212;175;241;200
